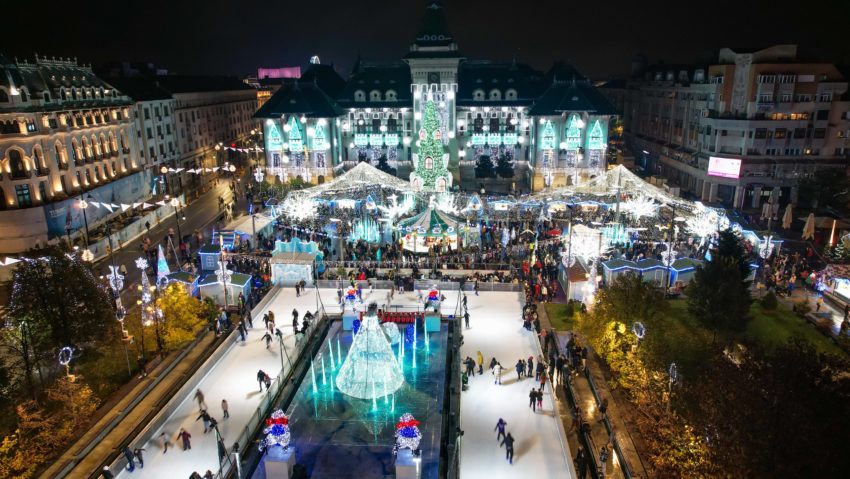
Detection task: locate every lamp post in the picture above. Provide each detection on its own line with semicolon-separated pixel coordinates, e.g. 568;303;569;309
78;195;91;248
106;242;132;377
136;257;163;355
170;197;183;246
565;203;575;301
160;165;171;196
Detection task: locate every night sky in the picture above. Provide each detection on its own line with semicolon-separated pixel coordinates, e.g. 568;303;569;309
4;0;849;79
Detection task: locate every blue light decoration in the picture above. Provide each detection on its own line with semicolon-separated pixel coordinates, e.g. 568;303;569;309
352;319;361;335
156;244;170;288
259;409;291;451
287;117;303;152
393;413;422;454
565;114;583;149
588;120;605;150
404;324;415;345
313;124;329;150
354;133;368;147
541;120;556;150
267;122;284;150
351;217;381;243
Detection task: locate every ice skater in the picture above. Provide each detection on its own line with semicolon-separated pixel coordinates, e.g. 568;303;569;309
495;418;507;442
464;311;470;329
515;359;525;380
193;389;207;411
177;428;192;450
476;351;484;375
257;369;267;391
122;446;135;471
221;399;229;419
158;431;172;453
527;356;534;377
501;433;515;464
493;362;502;384
599;445;609;476
196;410;212;433
529;388;537;412
536;388;543;410
262;331;273;349
133;448;145;468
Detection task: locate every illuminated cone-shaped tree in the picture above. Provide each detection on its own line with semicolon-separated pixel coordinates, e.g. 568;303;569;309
335;303;404;400
156;244;170;288
411;99;452;192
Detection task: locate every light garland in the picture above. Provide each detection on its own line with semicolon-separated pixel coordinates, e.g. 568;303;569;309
621;195;657;220
259;409;291;451
411;100;452;191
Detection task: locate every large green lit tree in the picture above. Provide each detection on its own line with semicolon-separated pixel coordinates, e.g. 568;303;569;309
411;99;452;191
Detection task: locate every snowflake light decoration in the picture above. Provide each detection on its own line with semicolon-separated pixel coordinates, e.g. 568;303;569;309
378;193;414;223
686;202;730;240
135;257;149;270
259;409;291;451
283;196;316;221
393;413;422;454
621;195;657;220
660;248;677;265
253;166;265;183
433;193;459;215
758;237;775;259
215;259;232;285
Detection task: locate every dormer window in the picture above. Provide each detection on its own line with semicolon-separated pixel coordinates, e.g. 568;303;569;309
386;90;397;101
370;90;381;101
489;89;501;101
354;90;366;102
473;89;485;101
506;89;517;101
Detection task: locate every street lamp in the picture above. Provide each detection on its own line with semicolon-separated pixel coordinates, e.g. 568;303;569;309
170;197;183;250
78;195;91;248
160;165;170;196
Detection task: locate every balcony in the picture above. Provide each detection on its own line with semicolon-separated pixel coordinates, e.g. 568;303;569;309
9;170;32;180
35;166;50;177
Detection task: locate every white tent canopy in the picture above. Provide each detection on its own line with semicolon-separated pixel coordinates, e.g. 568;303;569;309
287;162;413;200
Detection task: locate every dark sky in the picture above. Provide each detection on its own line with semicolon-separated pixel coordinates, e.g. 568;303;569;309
4;0;849;79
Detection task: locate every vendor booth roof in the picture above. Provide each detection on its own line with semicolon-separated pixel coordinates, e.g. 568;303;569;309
226;213;274;237
271;251;317;265
565;259;591;282
602;258;637;271
635;258;665;269
671;258;702;271
167;271;198;283
397;207;461;235
287;162;412;199
199;273;252;286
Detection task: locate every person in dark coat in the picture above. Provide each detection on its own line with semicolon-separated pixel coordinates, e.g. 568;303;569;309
527;356;534;377
122;446;135;471
529;388;537;412
257;369;266;391
500;432;515;464
515;359;525;380
101;466;115;479
133;448;146;468
575;445;588;478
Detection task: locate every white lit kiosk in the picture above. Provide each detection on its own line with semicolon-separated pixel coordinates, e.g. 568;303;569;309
270;238;321;287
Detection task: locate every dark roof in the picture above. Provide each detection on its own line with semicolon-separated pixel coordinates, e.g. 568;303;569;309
414;2;454;48
337;61;412;107
102;77;173;101
403;49;464;60
542;62;588;85
529;80;619;116
153;75;253;93
300;64;346;98
457;60;545;106
254;81;344;119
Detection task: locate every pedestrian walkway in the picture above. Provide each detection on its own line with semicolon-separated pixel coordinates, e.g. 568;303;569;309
459;291;574;479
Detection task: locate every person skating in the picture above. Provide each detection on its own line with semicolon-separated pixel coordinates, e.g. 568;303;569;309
122;446;135;471
158;431;172;453
540;369;548;392
101;466;115;479
464;310;470;329
474;279;479;296
465;357;475;377
257;369;267;391
221;399;229;419
133;448;146;468
204;470;214;479
193;389;207;411
515;359;525;381
536;388;543;410
177;428;192;450
476;351;484;375
501;432;515;464
493;362;502;385
196;410;212;433
527;356;534;377
494;418;507;442
529;388;537;412
262;331;273;349
462;293;468;310
189;472;202;479
535;359;544;381
489;357;497;371
264;372;272;390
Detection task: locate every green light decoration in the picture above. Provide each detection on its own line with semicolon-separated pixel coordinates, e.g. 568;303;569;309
588;119;605;150
411;99;452;191
566;114;582;150
486;133;501;145
267;122;283;150
503;132;518;145
471;133;485;146
369;133;383;146
541;120;556;150
313;124;329;151
384;133;399;147
354;133;368;147
287;117;302;151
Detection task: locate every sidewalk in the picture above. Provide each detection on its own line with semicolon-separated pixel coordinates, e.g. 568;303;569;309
40;331;219;478
538;303;650;479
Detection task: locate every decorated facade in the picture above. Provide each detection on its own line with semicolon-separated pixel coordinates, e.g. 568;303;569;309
254;2;617;192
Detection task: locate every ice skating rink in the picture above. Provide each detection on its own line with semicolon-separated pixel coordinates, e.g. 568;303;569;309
116;287;572;478
458;291;575;479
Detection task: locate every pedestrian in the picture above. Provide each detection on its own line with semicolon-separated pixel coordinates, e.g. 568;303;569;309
158;431;172;453
462;293;468;309
598;398;609;423
493;362;502;385
575;445;588;479
189;473;202;479
122;446;135;471
257;369;266;391
264;372;272;390
540;370;548;392
262;331;273;349
295;282;301;297
495;418;507;442
599;445;609;476
238;323;246;342
581;347;588;371
464;311;470;329
177;428;192;450
535;360;544;381
816;295;823;312
246;310;254;328
476;351;484;375
515;359;524;380
474;279;479;296
196;410;211;433
193;389;207;411
527;356;534;377
501;432;515;464
529;388;537;412
536;388;543;410
101;466;115;479
133;448;145;468
221;399;229;419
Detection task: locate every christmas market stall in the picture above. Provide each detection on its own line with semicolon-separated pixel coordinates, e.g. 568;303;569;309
270;237;322;286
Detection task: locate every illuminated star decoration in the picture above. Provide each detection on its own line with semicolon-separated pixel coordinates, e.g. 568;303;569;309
259;409;291;451
135;257;149;270
394;413;422;453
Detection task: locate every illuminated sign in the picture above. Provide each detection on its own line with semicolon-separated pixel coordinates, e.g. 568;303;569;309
267;122;283;150
287;117;302;151
384;133;400;147
707;157;742;179
312;124;329;150
502;133;518;145
486;133;501;145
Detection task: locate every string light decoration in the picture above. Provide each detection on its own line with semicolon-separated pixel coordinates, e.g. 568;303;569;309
410;100;452;191
156;244;170;289
621;195;657;220
254;166;265;183
282;196;317;221
393;413;422;454
259;409;291;451
686;202;730;240
335;303;404;400
433;193;459;215
382;323;401;345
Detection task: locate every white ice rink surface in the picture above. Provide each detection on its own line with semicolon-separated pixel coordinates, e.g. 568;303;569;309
458;291;575;479
116;287;571;478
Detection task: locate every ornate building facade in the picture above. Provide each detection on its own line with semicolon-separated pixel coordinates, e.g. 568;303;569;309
255;2;617;192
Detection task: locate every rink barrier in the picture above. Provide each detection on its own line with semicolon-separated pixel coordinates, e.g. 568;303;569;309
314;280;523;294
444;318;463;479
97;285;282;478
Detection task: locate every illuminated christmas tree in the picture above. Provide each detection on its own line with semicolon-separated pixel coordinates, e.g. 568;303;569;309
156;244;170;288
335;303;404;400
410;99;452;192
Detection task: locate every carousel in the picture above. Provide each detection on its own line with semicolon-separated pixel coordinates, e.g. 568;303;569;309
397;207;462;254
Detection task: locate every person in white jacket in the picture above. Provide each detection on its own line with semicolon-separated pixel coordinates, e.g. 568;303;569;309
493;362;502;385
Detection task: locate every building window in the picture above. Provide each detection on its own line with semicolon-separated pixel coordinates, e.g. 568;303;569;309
774;129;787;139
38;181;47;202
386;90;397;101
8;149;27;178
354;90;365;102
814;128;826;139
819;93;833;102
15;184;31;207
489;89;501;101
370;90;381;101
144;108;150;119
424;156;433;169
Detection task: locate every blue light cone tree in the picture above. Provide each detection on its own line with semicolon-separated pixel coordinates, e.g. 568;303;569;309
336;303;404;400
